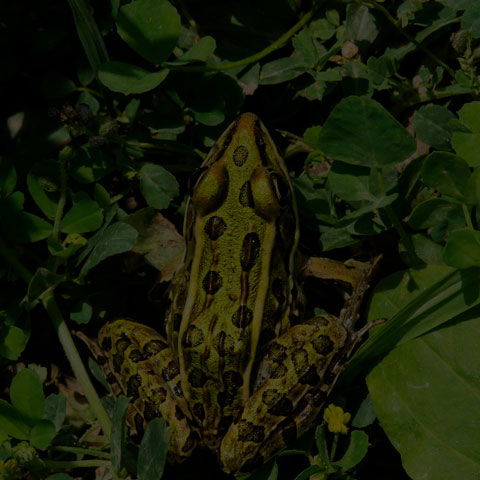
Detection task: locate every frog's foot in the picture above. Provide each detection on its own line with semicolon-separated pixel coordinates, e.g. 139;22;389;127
98;319;199;463
219;315;347;475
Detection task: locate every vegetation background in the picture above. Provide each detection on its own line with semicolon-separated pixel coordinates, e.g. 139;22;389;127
1;0;480;479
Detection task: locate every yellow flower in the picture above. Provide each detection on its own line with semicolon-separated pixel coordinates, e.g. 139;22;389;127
323;404;351;434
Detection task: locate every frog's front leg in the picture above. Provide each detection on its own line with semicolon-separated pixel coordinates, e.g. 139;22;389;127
98;319;199;463
219;314;348;475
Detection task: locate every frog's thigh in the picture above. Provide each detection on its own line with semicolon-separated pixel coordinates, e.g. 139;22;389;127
99;319;198;462
219;315;347;475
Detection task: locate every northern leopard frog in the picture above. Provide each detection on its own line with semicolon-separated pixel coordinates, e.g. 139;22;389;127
97;113;379;474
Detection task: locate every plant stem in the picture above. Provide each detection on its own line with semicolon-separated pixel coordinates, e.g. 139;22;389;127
462;203;474;229
52;146;71;243
162;7;316;73
42;289;112;440
51;446;111;459
44;459;110;469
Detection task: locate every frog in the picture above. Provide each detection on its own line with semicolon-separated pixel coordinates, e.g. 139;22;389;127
96;113;380;475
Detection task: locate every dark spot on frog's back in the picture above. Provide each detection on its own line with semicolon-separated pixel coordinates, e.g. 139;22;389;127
127;373;141;398
162;360;180;382
268;395;293;416
240;232;260;271
239;181;254;208
204;215;227;240
233;145;249;166
182;325;205;348
254;120;267;163
267;342;287;363
202;270;223;295
238;420;265;443
299;365;320;386
223;370;244;394
143;339;167;357
272;278;285;304
193;403;205;421
188;368;207;388
312;335;334;355
128;349;143;363
231;305;253;328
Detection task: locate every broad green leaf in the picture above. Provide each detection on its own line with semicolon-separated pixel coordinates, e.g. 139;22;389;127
464;168;480;205
367;55;397;90
67;0;109;75
111;396;129;473
444;229;480;268
173;36;216;65
70;300;93;324
310;18;336;41
124;208;183;271
352;395;376;428
344;265;480;382
0;399;30;440
303;125;322;149
462;4;480;37
10;369;44;424
293;28;318;67
437;0;470;9
60;196;103;233
292;465;323;480
116;0;181;64
99;61;169;95
27;268;64;303
27;160;60;221
70;146;111;184
408;198;464;242
43;394;66;431
452;102;480;166
0;325;28;361
413;105;455;150
48;234;88;259
346;4;378;44
0;160;17;198
259;57;305;85
30;419;57;450
421;152;471;200
328;161;373;202
333;430;369;469
409;234;446;266
139;164;179;209
138;418;169;480
318;96;416;167
77;91;100;115
367;311;480;480
80;222;138;276
247;460;278;480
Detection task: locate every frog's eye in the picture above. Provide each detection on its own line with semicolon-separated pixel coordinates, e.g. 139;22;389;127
269;170;291;206
250;167;280;221
191;163;229;216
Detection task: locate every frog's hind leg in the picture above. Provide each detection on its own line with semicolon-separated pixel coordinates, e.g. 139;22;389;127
219;314;347;475
97;319;199;463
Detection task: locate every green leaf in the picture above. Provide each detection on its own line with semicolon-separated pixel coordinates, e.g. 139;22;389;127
111;396;129;473
293;29;318;67
27;268;64;304
318;96;416;167
462;3;480;37
367;310;480;480
333;430;369;469
139;164;179;209
80;222;138;276
444;229;480;268
346;4;378;44
70;300;93;324
345;265;480;382
352;395;376;428
328;161;373;202
173;36;216;65
259;57;305;85
10;369;44;424
421;152;471;200
0;399;30;440
452;102;480;166
138;418;169;480
99;61;169;95
0;325;28;361
413;105;455;150
0;160;17;198
27;160;61;220
77;91;100;115
408;234;446;266
116;0;181;64
303;125;322;149
67;0;109;75
367;55;397;90
30;420;57;450
60;196;103;233
43;394;66;431
247;460;278;480
310;18;336;41
70;146;112;184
